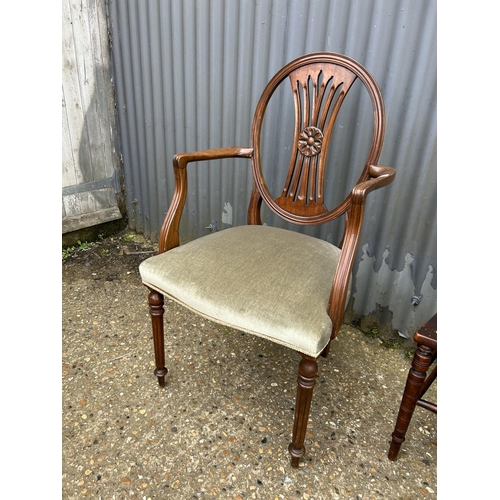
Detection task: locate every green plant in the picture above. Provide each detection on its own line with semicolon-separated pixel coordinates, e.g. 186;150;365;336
62;246;75;259
62;240;93;260
379;339;400;349
77;240;90;250
101;249;110;256
405;349;415;360
363;327;379;339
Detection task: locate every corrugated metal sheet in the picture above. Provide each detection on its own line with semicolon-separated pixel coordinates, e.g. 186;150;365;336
107;0;437;337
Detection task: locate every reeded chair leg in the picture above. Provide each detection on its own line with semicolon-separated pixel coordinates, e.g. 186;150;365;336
147;288;168;387
289;355;318;467
388;343;434;460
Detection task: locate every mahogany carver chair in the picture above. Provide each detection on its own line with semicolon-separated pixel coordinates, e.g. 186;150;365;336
139;52;396;466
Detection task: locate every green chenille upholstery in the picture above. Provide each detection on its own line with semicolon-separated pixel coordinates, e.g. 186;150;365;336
139;225;349;357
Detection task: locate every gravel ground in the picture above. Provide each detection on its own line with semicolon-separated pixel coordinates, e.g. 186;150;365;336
61;229;437;499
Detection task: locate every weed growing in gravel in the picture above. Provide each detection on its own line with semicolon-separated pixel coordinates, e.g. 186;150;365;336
62;240;93;260
62;246;75;259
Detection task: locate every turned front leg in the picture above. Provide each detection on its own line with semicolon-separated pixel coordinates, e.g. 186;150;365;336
147;288;168;387
289;355;318;467
388;342;434;460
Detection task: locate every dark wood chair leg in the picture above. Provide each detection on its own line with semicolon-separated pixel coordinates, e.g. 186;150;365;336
388;342;434;461
147;288;168;387
289;355;318;467
419;364;436;399
320;341;331;358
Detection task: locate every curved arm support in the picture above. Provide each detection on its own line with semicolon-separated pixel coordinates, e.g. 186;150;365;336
158;147;254;253
328;164;395;335
352;164;395;196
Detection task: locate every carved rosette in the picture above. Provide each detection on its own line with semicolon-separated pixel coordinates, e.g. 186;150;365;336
297;126;323;157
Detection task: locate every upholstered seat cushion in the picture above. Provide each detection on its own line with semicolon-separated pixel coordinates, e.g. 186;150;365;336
139;225;347;357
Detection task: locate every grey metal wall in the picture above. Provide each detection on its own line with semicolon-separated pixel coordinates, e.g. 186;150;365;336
107;0;437;337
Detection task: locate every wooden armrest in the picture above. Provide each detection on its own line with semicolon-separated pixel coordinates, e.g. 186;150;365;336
159;147;254;253
328;164;395;334
352;164;396;197
173;147;254;168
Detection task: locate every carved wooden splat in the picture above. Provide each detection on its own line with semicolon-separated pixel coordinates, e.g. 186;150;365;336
277;65;357;216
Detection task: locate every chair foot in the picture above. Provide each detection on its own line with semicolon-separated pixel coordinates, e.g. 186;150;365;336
148;288;168;387
289;355;318;467
388;435;404;461
155;368;168;387
288;443;304;467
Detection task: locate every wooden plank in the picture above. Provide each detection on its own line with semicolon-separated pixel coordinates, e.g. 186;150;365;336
87;0;115;176
62;0;121;232
62;188;122;233
62;87;78;187
62;206;122;233
62;0;86;188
